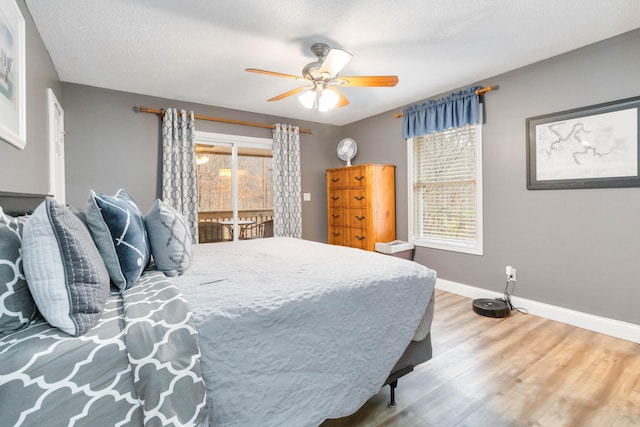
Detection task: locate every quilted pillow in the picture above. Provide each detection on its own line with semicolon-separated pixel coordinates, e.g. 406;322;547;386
86;189;150;290
22;198;110;337
145;199;192;277
0;208;37;336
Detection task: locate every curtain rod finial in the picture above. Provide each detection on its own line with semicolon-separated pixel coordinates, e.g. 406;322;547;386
477;85;498;95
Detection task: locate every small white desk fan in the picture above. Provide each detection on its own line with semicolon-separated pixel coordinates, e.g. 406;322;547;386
337;138;357;166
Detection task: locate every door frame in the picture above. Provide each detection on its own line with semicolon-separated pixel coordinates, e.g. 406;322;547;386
47;88;65;203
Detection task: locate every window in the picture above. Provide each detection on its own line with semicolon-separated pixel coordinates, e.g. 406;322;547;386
195;132;273;242
408;123;483;255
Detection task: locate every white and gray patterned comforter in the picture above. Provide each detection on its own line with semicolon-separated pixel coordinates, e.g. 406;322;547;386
174;237;436;427
0;271;208;427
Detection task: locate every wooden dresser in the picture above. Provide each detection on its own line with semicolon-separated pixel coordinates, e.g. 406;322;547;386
326;164;396;251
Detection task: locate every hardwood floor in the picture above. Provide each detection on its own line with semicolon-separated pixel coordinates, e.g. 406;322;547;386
322;290;640;427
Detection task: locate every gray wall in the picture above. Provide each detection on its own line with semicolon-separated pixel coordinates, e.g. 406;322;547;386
0;0;61;194
61;83;342;243
344;29;640;324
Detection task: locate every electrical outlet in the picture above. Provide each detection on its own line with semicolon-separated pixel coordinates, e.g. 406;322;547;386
506;266;517;282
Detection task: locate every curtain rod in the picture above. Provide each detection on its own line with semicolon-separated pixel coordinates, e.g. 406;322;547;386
136;106;313;134
393;86;496;118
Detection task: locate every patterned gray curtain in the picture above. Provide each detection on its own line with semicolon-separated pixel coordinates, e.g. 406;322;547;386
161;108;198;242
272;124;302;238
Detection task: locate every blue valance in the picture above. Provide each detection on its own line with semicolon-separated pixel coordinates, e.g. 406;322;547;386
402;86;482;139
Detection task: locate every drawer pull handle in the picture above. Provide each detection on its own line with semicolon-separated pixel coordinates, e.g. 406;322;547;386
331;196;340;201
355;235;365;241
354;196;365;201
332;214;340;218
332;232;341;237
331;178;340;183
355;216;365;221
354;176;365;181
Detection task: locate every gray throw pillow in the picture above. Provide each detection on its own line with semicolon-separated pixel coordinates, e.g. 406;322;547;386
145;199;192;277
86;189;150;290
22;198;110;337
0;208;37;336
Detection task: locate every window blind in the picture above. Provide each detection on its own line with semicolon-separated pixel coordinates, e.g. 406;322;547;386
412;124;478;245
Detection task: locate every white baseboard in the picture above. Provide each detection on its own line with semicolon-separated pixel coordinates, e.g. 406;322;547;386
436;278;640;344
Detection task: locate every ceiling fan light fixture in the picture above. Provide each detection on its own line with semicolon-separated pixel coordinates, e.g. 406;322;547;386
299;87;339;111
299;90;316;109
318;88;339;112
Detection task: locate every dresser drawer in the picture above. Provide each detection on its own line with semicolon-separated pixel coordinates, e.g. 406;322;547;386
347;228;369;250
328;225;347;246
349;189;368;208
348;166;368;188
348;208;368;228
327;169;348;190
328;189;347;208
329;208;346;226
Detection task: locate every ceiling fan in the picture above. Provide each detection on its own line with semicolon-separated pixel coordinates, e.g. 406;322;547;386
245;42;398;111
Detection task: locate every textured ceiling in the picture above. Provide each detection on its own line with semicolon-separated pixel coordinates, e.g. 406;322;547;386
25;0;640;126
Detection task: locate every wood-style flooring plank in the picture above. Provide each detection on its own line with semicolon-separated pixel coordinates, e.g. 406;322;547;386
321;290;640;427
535;334;640;427
458;325;600;426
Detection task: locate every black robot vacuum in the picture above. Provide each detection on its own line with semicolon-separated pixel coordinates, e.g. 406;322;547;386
472;298;510;318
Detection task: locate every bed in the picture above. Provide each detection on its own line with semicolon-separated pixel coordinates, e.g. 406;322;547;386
0;191;436;426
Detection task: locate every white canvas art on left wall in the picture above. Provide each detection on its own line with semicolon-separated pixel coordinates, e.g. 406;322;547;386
0;0;25;150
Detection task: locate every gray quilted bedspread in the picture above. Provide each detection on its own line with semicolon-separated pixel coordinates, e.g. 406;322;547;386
175;238;436;427
0;271;208;427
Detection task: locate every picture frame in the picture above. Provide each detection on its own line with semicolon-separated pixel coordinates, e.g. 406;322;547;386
526;96;640;190
0;0;26;150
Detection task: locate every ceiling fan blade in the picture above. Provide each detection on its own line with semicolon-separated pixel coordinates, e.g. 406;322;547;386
245;68;303;80
328;87;350;108
318;48;352;77
339;75;399;87
267;87;306;102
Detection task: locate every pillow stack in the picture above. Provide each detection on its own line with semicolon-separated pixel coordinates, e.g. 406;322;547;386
2;190;193;337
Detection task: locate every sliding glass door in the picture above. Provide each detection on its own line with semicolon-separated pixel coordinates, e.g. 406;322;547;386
195;132;273;242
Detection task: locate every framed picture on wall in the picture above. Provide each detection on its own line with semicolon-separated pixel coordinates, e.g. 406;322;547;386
526;96;640;190
0;0;26;150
